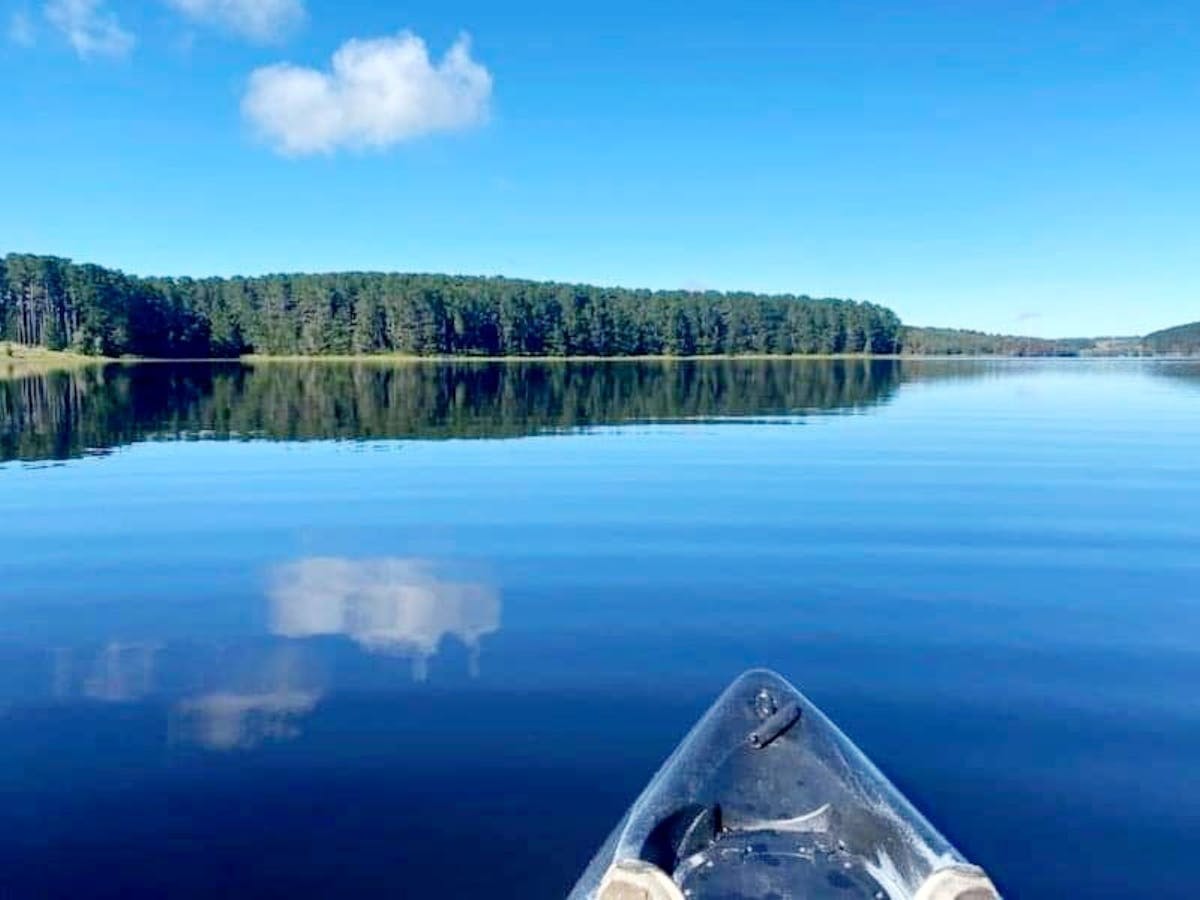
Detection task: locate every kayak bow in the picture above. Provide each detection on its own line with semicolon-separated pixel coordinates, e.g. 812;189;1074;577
570;669;999;900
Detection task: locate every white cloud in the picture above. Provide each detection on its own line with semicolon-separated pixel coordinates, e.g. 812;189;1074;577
242;31;492;156
44;0;133;58
8;8;36;45
164;0;304;43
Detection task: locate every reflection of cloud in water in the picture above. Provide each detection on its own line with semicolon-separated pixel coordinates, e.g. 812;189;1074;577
172;646;321;751
268;558;500;680
52;643;160;703
174;689;320;751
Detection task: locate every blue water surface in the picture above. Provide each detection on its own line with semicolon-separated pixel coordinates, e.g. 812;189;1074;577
1;359;1197;898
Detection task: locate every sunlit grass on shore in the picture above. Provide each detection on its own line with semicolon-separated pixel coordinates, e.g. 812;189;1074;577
0;342;109;379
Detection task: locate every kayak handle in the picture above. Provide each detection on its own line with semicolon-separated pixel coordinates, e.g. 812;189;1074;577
748;701;801;749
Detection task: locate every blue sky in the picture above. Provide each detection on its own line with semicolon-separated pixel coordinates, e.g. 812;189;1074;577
1;0;1196;337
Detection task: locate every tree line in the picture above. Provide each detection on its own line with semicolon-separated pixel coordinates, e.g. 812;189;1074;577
899;326;1095;357
1;254;904;358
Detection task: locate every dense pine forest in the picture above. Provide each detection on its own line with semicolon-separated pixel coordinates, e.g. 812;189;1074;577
0;254;903;358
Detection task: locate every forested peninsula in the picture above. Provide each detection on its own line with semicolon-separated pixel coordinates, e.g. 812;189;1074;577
0;253;1174;359
1;254;902;358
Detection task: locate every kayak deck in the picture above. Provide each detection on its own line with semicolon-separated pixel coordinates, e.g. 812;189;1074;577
570;669;998;900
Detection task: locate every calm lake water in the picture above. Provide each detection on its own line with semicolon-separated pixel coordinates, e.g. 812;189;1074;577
2;359;1198;899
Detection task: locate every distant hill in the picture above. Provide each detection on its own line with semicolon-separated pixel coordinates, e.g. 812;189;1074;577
900;326;1087;357
901;328;1155;357
1143;322;1200;356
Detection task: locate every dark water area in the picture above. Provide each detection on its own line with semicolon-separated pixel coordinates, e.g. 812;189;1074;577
1;359;1198;898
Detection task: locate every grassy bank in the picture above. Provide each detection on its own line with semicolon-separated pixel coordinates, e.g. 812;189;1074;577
0;343;112;378
1;346;1164;377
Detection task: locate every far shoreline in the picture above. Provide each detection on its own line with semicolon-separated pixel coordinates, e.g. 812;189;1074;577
234;352;1177;363
2;342;1188;377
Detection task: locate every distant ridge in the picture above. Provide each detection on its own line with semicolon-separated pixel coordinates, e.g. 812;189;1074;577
900;326;1088;357
1143;321;1200;356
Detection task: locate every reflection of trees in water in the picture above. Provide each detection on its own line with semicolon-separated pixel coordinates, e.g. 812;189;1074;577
0;359;907;462
895;358;1038;383
1148;361;1200;391
269;557;500;682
